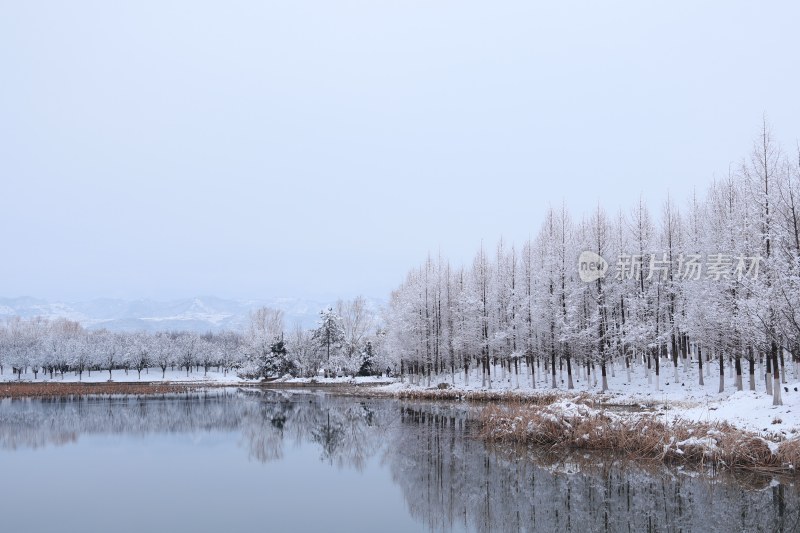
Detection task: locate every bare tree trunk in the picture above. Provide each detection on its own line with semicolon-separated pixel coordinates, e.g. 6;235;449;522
772;341;783;406
566;357;573;389
735;355;743;391
780;345;787;384
601;360;608;392
654;353;659;392
766;352;773;395
586;360;592;390
530;354;535;389
672;337;679;383
698;345;704;386
626;349;632;384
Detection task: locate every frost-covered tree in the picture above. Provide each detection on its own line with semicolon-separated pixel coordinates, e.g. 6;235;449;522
240;307;285;379
312;307;345;375
337;296;376;376
289;323;317;377
131;332;152;379
153;332;176;379
742;120;784;405
383;121;798;403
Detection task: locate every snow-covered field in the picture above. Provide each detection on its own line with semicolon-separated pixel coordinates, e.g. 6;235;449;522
372;361;800;438
0;368;253;384
276;375;394;385
3;361;798;439
0;369;392;387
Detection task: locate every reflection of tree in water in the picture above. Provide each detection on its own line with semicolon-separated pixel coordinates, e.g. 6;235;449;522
2;392;798;532
245;395;385;470
0;393;244;449
387;403;800;533
239;398;293;463
311;402;381;470
311;410;346;464
0;391;388;470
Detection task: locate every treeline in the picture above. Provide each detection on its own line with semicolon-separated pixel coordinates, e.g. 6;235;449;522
386;122;800;404
0;297;390;380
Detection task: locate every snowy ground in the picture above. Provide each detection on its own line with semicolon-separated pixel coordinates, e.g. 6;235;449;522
372;360;800;438
276;375;394;385
0;368;254;384
0;369;393;387
2;361;798;439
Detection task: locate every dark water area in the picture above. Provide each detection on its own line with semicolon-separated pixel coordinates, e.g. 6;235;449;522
0;390;796;532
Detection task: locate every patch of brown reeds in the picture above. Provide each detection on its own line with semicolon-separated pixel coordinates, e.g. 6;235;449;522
0;381;220;398
390;388;562;404
480;402;799;474
776;438;800;470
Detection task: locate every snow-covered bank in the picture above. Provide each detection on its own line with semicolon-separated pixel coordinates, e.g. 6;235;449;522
480;399;800;474
0;369;397;391
271;375;395;385
367;364;800;439
0;368;255;384
4;363;799;445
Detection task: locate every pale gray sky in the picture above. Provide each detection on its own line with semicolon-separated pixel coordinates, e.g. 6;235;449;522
1;1;799;301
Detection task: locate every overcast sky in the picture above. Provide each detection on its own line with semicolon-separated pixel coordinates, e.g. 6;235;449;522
1;1;799;302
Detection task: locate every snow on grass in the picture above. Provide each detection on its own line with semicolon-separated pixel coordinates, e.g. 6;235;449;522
480;399;799;473
0;368;257;384
4;359;799;443
367;362;800;439
0;369;392;387
277;375;394;385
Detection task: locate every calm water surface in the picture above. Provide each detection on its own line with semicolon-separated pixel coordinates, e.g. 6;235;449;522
0;390;797;533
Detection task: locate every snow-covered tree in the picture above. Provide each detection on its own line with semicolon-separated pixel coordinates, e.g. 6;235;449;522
312;307;345;376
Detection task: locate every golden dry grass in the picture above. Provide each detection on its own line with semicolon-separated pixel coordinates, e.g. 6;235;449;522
379;386;562;404
480;403;799;474
0;381;224;398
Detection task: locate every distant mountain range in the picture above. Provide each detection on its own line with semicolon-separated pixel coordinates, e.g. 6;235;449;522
0;296;385;333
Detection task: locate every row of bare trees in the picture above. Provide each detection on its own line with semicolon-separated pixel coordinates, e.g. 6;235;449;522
386;122;800;404
0;297;388;380
0;316;242;380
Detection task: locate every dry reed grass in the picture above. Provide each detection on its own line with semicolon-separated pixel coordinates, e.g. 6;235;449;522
480;402;799;474
390;388;562;404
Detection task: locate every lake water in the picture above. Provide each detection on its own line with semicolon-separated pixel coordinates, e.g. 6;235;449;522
0;389;797;532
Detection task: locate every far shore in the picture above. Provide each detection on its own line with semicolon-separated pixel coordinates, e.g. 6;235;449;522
0;376;397;399
0;381;259;398
4;373;800;475
3;372;799;440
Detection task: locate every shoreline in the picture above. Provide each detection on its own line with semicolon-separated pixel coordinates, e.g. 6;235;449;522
3;377;799;475
480;400;800;475
0;381;257;398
